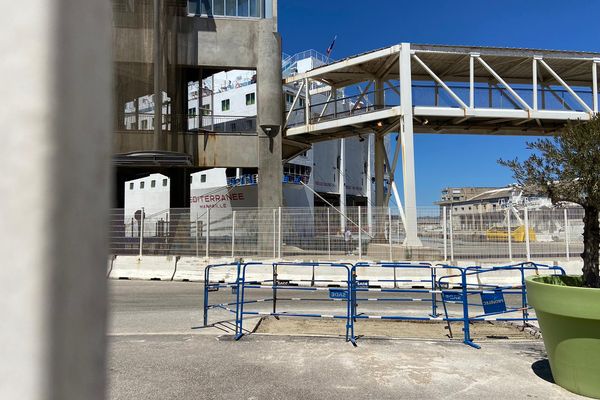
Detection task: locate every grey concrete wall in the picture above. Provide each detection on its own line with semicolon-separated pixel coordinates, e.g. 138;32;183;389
1;0;111;399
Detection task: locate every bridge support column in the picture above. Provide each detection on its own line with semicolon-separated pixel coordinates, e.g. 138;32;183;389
256;21;283;209
257;21;283;256
339;138;346;232
400;43;423;247
374;79;386;240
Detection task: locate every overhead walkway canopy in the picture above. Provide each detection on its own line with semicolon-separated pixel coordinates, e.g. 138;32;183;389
282;43;600;247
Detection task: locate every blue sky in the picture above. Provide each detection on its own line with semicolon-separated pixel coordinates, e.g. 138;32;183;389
279;0;600;206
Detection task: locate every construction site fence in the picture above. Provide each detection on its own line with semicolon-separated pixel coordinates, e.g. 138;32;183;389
201;261;565;347
109;205;585;261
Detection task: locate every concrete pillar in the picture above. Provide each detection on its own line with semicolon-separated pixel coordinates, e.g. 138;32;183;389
374;79;386;239
399;43;423;247
1;0;111;399
153;0;167;150
374;79;386;210
256;20;283;209
366;134;373;235
339;138;346;231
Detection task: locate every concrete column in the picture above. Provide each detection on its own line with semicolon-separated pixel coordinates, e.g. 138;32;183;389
366;134;373;235
374;79;386;239
256;20;283;209
153;0;167;150
1;1;111;399
374;80;385;209
339;138;346;231
399;43;423;247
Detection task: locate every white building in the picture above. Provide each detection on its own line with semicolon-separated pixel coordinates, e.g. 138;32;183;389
123;173;170;237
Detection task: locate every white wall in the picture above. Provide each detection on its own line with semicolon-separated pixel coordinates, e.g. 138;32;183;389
124;173;170;237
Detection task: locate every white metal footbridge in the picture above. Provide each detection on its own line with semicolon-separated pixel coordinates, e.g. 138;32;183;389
283;43;600;246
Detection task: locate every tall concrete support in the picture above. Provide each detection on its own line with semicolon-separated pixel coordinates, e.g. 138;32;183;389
374;79;386;238
339;138;346;231
153;0;167;150
1;0;111;399
399;43;423;247
374;79;385;209
256;21;283;209
367;134;374;235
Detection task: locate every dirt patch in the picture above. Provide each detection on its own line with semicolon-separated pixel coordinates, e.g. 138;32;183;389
255;317;537;341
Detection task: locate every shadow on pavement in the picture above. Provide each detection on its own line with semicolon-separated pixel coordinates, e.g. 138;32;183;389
531;359;554;383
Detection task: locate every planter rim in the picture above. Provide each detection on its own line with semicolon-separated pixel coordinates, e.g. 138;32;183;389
526;274;600;320
526;274;600;292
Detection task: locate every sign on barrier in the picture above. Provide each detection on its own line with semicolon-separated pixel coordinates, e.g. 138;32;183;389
276;279;290;286
356;280;369;288
480;290;507;314
441;291;463;303
328;288;348;299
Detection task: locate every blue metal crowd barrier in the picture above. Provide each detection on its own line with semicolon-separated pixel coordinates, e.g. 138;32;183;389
350;262;442;341
437;262;565;348
235;262;356;344
201;261;565;348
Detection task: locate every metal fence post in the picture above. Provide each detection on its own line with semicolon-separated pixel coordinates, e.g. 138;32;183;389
205;208;210;259
449;207;454;262
278;206;282;259
195;213;199;257
273;208;277;259
139;207;144;258
231;210;236;258
327;208;331;260
507;208;513;261
524;207;531;261
564;208;570;261
388;211;393;261
358;206;362;259
442;206;447;262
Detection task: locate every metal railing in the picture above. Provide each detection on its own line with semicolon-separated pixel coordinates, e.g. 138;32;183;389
109;205;585;261
120;113;257;134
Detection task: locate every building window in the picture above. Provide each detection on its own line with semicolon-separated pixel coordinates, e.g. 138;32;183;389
141;119;148;130
151;180;156;188
140;181;145;189
200;104;211;116
221;99;230;111
162;179;168;187
129;182;134;190
245;92;256;106
285;93;294;104
201;174;207;183
299;98;305;107
188;107;196;117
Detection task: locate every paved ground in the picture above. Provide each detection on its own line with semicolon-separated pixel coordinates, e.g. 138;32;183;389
108;280;585;399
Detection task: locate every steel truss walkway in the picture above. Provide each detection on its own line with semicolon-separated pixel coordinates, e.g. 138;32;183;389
283;43;600;246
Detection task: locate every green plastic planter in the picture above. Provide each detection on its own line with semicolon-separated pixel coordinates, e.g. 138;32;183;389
526;275;600;398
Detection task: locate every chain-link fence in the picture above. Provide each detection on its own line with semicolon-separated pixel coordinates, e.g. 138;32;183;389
109;206;585;261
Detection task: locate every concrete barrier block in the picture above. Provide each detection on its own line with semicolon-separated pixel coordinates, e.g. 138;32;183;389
172;257;209;282
109;256;177;281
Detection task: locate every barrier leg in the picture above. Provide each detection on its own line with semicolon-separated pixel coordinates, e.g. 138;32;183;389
235;261;244;340
203;267;210;326
461;271;480;349
348;268;357;346
521;266;528;323
430;267;438;318
272;264;279;320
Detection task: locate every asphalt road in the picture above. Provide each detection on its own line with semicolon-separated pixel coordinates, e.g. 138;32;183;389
107;280;584;400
